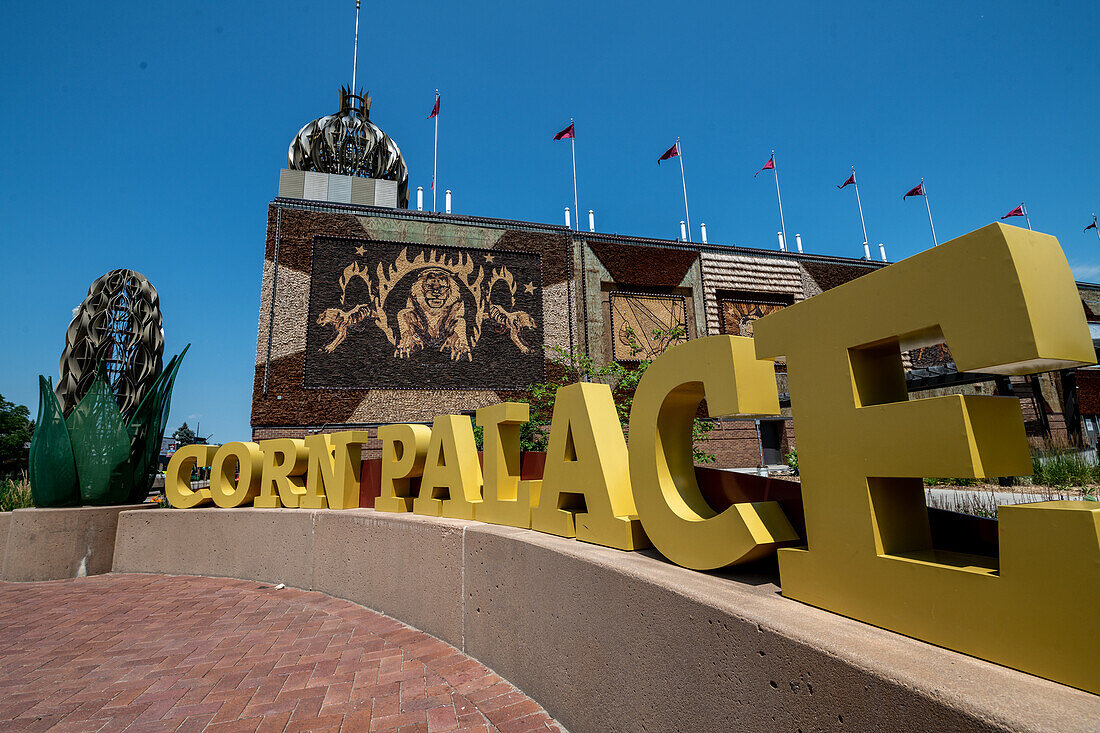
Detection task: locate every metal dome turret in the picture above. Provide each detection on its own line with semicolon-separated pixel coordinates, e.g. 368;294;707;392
288;86;410;208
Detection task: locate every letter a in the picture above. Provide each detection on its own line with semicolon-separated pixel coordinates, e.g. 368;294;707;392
413;415;483;519
531;382;648;550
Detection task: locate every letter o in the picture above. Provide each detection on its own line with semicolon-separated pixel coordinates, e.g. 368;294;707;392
210;442;264;508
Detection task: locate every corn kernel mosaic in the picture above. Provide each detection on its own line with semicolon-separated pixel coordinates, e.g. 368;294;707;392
304;237;544;390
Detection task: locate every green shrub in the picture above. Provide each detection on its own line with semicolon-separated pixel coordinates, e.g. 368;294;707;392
521;326;715;463
785;449;798;476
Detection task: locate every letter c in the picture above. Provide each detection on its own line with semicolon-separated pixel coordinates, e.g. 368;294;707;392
165;444;216;509
628;335;800;569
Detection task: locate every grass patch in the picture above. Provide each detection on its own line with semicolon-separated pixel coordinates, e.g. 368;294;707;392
0;474;33;511
1030;447;1097;489
925;486;1077;519
924;437;1100;495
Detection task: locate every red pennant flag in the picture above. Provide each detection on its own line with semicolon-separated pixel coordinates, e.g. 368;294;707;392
837;173;855;189
657;141;679;164
427;94;440;119
754;156;775;178
554;122;575;141
1086;216;1098;232
903;183;925;199
1001;205;1024;220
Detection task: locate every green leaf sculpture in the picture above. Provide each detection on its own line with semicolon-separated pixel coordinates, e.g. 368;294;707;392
66;364;133;505
27;376;79;507
126;346;189;502
29;347;188;507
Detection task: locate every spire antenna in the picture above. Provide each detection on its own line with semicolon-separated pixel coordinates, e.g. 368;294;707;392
351;1;361;97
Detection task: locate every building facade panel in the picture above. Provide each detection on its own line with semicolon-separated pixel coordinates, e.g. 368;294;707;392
252;203;572;433
303;236;544;390
700;252;805;335
250;201;939;468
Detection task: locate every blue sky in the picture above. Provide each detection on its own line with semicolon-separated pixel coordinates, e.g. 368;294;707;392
2;1;1099;441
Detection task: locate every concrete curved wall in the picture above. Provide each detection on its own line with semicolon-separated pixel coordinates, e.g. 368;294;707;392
1;505;147;582
112;508;1098;732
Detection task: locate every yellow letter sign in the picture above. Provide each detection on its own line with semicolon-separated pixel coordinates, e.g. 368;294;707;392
753;223;1099;693
476;402;539;528
531;383;648;550
210;442;263;508
254;438;308;508
375;424;430;512
165;444;216;509
413;415;483;519
302;431;368;509
629;336;799;569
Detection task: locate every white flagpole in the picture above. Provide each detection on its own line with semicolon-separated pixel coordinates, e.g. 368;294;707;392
677;138;691;242
922;178;938;246
570;119;579;231
351;1;360;96
1093;214;1100;245
433;90;439;212
772;151;787;250
1021;201;1032;230
852;166;869;259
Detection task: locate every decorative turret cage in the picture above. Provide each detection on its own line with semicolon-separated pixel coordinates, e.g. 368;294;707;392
288;86;410;208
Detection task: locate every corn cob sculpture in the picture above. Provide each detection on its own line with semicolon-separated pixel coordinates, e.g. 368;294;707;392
28;269;187;506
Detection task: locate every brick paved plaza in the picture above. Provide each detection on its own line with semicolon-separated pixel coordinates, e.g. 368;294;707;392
0;574;563;732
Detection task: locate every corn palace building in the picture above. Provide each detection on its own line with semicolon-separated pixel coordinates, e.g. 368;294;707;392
252;89;1100;468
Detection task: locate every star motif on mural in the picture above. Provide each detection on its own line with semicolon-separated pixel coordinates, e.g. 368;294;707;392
523;282;537;294
354;245;367;256
484;253;495;263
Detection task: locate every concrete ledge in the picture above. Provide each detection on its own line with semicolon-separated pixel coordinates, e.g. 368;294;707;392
112;507;316;591
312;510;467;646
2;504;150;582
0;513;11;573
112;508;1100;732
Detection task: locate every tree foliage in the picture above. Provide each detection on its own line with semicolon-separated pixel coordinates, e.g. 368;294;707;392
518;326;716;463
0;394;34;477
172;422;198;446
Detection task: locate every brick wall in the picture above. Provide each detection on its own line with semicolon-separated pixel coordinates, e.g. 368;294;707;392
696;418;794;469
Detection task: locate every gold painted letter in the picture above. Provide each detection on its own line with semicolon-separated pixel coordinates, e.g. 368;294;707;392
476;402;537;528
375;424;430;512
210;442;263;508
255;438;309;508
165;444;216;509
302;431;369;510
530;382;648;550
753;223;1099;692
413;415;483;519
629;336;798;569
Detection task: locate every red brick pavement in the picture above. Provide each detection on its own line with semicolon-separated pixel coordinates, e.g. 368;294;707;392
0;574;565;733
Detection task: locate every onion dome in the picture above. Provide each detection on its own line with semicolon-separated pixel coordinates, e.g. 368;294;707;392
288;87;410;208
